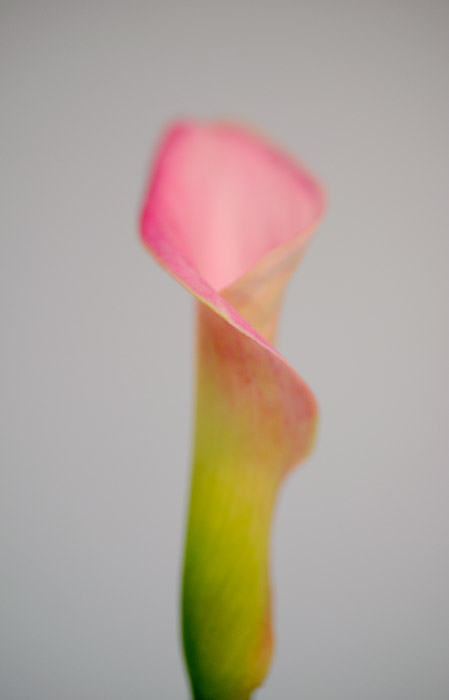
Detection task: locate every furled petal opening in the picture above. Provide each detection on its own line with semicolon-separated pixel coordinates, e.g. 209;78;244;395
140;121;324;700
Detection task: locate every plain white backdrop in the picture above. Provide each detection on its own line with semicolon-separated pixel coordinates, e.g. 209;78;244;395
1;1;448;698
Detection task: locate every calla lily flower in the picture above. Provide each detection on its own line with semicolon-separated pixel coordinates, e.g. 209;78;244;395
140;121;324;700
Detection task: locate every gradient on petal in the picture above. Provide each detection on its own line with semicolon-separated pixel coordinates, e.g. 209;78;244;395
140;121;324;700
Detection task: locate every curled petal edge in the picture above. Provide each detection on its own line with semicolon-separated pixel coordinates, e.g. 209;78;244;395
140;121;325;700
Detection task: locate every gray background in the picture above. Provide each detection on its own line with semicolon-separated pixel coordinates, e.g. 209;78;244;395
1;1;448;698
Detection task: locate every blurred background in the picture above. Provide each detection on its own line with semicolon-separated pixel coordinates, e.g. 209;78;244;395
1;1;448;698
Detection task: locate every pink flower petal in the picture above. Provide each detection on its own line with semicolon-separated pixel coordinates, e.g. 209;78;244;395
141;121;325;699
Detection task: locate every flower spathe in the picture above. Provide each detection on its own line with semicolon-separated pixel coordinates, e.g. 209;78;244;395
140;121;324;700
